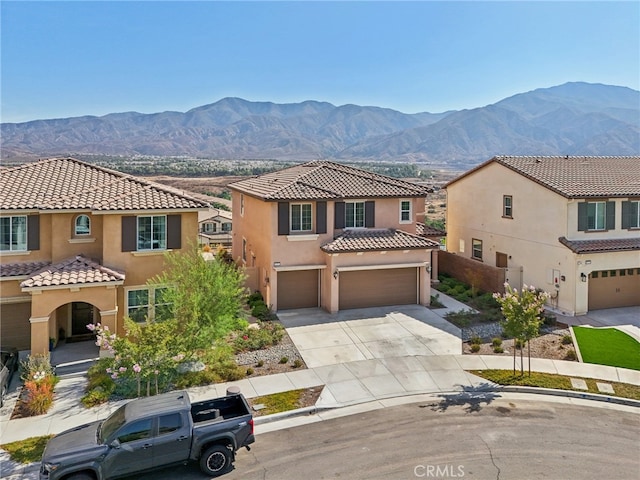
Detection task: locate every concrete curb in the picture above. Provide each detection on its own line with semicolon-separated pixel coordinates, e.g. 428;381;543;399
253;405;334;425
498;385;640;408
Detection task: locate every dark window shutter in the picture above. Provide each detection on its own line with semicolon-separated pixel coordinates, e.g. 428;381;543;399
334;202;345;229
167;214;181;249
365;201;375;228
606;201;615;230
577;203;587;231
122;216;137;252
622;201;630;229
278;202;289;235
27;215;39;251
316;201;327;234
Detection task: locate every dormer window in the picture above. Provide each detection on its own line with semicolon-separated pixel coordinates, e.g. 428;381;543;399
75;215;91;235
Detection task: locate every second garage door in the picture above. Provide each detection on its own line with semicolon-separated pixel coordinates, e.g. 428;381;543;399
588;269;640;310
277;269;319;310
339;268;418;310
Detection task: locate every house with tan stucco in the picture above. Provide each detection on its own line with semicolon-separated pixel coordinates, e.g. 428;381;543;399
229;161;440;313
0;158;209;354
445;155;640;316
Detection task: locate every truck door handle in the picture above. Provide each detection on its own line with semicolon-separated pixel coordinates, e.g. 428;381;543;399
177;436;188;442
142;443;152;449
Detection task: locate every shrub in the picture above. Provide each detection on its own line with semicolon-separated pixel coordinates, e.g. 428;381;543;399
514;339;524;349
247;291;264;307
257;360;264;367
561;334;573;345
564;349;577;361
279;356;289;364
470;335;482;346
470;344;481;353
493;346;504;353
246;368;254;376
429;294;445;308
23;379;55;416
81;388;111;408
292;359;303;368
233;321;284;353
492;337;503;347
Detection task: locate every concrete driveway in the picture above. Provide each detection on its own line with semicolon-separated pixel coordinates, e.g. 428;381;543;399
277;305;462;369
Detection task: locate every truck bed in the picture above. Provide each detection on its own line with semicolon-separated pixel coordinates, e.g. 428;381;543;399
191;394;251;424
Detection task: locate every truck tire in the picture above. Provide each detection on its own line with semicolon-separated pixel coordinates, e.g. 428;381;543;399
199;445;233;477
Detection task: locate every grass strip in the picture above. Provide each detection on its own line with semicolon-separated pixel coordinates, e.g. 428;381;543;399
572;327;640;371
471;369;640;401
250;388;307;415
1;434;53;464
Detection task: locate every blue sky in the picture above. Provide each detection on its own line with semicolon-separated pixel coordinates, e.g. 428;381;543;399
1;1;638;123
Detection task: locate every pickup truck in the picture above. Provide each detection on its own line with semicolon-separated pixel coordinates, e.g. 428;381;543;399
39;390;255;480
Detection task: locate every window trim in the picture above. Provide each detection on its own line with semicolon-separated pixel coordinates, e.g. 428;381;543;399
472;238;483;261
399;199;412;224
587;201;606;231
502;195;513;219
290;203;313;232
0;215;28;252
126;286;172;323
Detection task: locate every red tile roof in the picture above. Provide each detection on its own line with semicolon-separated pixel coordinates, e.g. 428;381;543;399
558;236;640;254
416;223;446;237
229;161;431;200
0;158;211;211
0;260;51;278
321;228;440;253
446;156;640;198
20;255;125;288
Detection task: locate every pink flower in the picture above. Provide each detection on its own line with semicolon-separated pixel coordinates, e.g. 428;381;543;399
106;368;112;373
111;373;118;379
86;323;96;331
133;364;141;373
242;335;249;340
119;367;127;372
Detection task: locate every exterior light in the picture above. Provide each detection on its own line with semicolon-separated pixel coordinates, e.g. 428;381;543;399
580;273;587;282
333;270;339;280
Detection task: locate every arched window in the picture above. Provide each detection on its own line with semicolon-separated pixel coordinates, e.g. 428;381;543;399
75;215;91;235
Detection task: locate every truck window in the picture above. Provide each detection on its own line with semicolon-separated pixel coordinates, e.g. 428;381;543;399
117;419;152;443
158;413;182;435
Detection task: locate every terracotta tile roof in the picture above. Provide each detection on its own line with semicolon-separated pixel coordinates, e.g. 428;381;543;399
446;156;640;198
0;158;211;211
0;260;51;278
558;236;640;254
229;161;431;201
20;255;125;288
416;223;446;237
321;228;440;253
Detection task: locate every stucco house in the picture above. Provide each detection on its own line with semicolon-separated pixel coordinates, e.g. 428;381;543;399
198;208;233;249
229;161;440;313
0;158;209;354
445;155;640;316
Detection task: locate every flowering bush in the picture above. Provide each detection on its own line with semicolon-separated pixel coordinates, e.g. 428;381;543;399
19;354;57;416
232;321;284;353
493;283;549;375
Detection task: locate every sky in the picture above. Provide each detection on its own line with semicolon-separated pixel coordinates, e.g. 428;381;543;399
1;1;639;123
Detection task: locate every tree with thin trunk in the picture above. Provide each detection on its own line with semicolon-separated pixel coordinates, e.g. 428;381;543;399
494;283;549;375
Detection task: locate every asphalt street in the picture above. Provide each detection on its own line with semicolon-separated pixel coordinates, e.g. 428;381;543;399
124;395;640;480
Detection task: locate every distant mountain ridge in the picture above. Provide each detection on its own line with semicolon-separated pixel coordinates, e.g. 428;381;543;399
2;82;638;168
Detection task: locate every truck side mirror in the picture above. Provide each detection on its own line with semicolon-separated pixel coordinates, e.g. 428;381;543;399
110;439;121;449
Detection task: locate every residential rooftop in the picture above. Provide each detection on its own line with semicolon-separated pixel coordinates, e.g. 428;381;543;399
446;156;640;198
0;157;211;211
229;161;432;201
321;228;440;253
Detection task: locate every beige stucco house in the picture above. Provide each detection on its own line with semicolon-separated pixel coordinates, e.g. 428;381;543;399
229;161;440;313
198;209;233;249
445;155;640;316
0;158;209;354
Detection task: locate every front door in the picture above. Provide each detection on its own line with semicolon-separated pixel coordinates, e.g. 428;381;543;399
71;302;93;336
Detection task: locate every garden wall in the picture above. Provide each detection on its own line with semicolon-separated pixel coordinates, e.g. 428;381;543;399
439;251;506;294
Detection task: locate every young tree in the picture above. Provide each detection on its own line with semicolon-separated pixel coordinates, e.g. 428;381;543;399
493;283;549;375
151;245;248;350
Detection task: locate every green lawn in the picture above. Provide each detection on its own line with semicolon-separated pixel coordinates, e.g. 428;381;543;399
572;327;640;371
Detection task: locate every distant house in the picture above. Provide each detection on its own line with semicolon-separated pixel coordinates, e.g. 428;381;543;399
229;161;440;313
0;158;209;354
198;209;233;249
445;155;640;315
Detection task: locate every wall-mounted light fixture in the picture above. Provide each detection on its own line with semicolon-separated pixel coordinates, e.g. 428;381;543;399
273;261;281;268
426;265;432;274
333;270;339;280
580;272;587;282
265;276;270;285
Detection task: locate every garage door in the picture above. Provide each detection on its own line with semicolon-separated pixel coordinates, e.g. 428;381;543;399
0;301;32;350
339;268;418;310
588;269;640;310
277;270;319;310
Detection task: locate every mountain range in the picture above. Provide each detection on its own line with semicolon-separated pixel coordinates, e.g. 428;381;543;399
2;82;638;168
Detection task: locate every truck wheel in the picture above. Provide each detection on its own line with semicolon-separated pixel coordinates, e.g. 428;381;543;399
67;474;94;480
199;445;232;477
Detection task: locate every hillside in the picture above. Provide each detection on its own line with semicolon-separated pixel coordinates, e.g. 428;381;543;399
2;82;638;169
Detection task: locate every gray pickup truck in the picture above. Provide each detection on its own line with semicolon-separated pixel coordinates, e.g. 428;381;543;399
39;390;255;480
